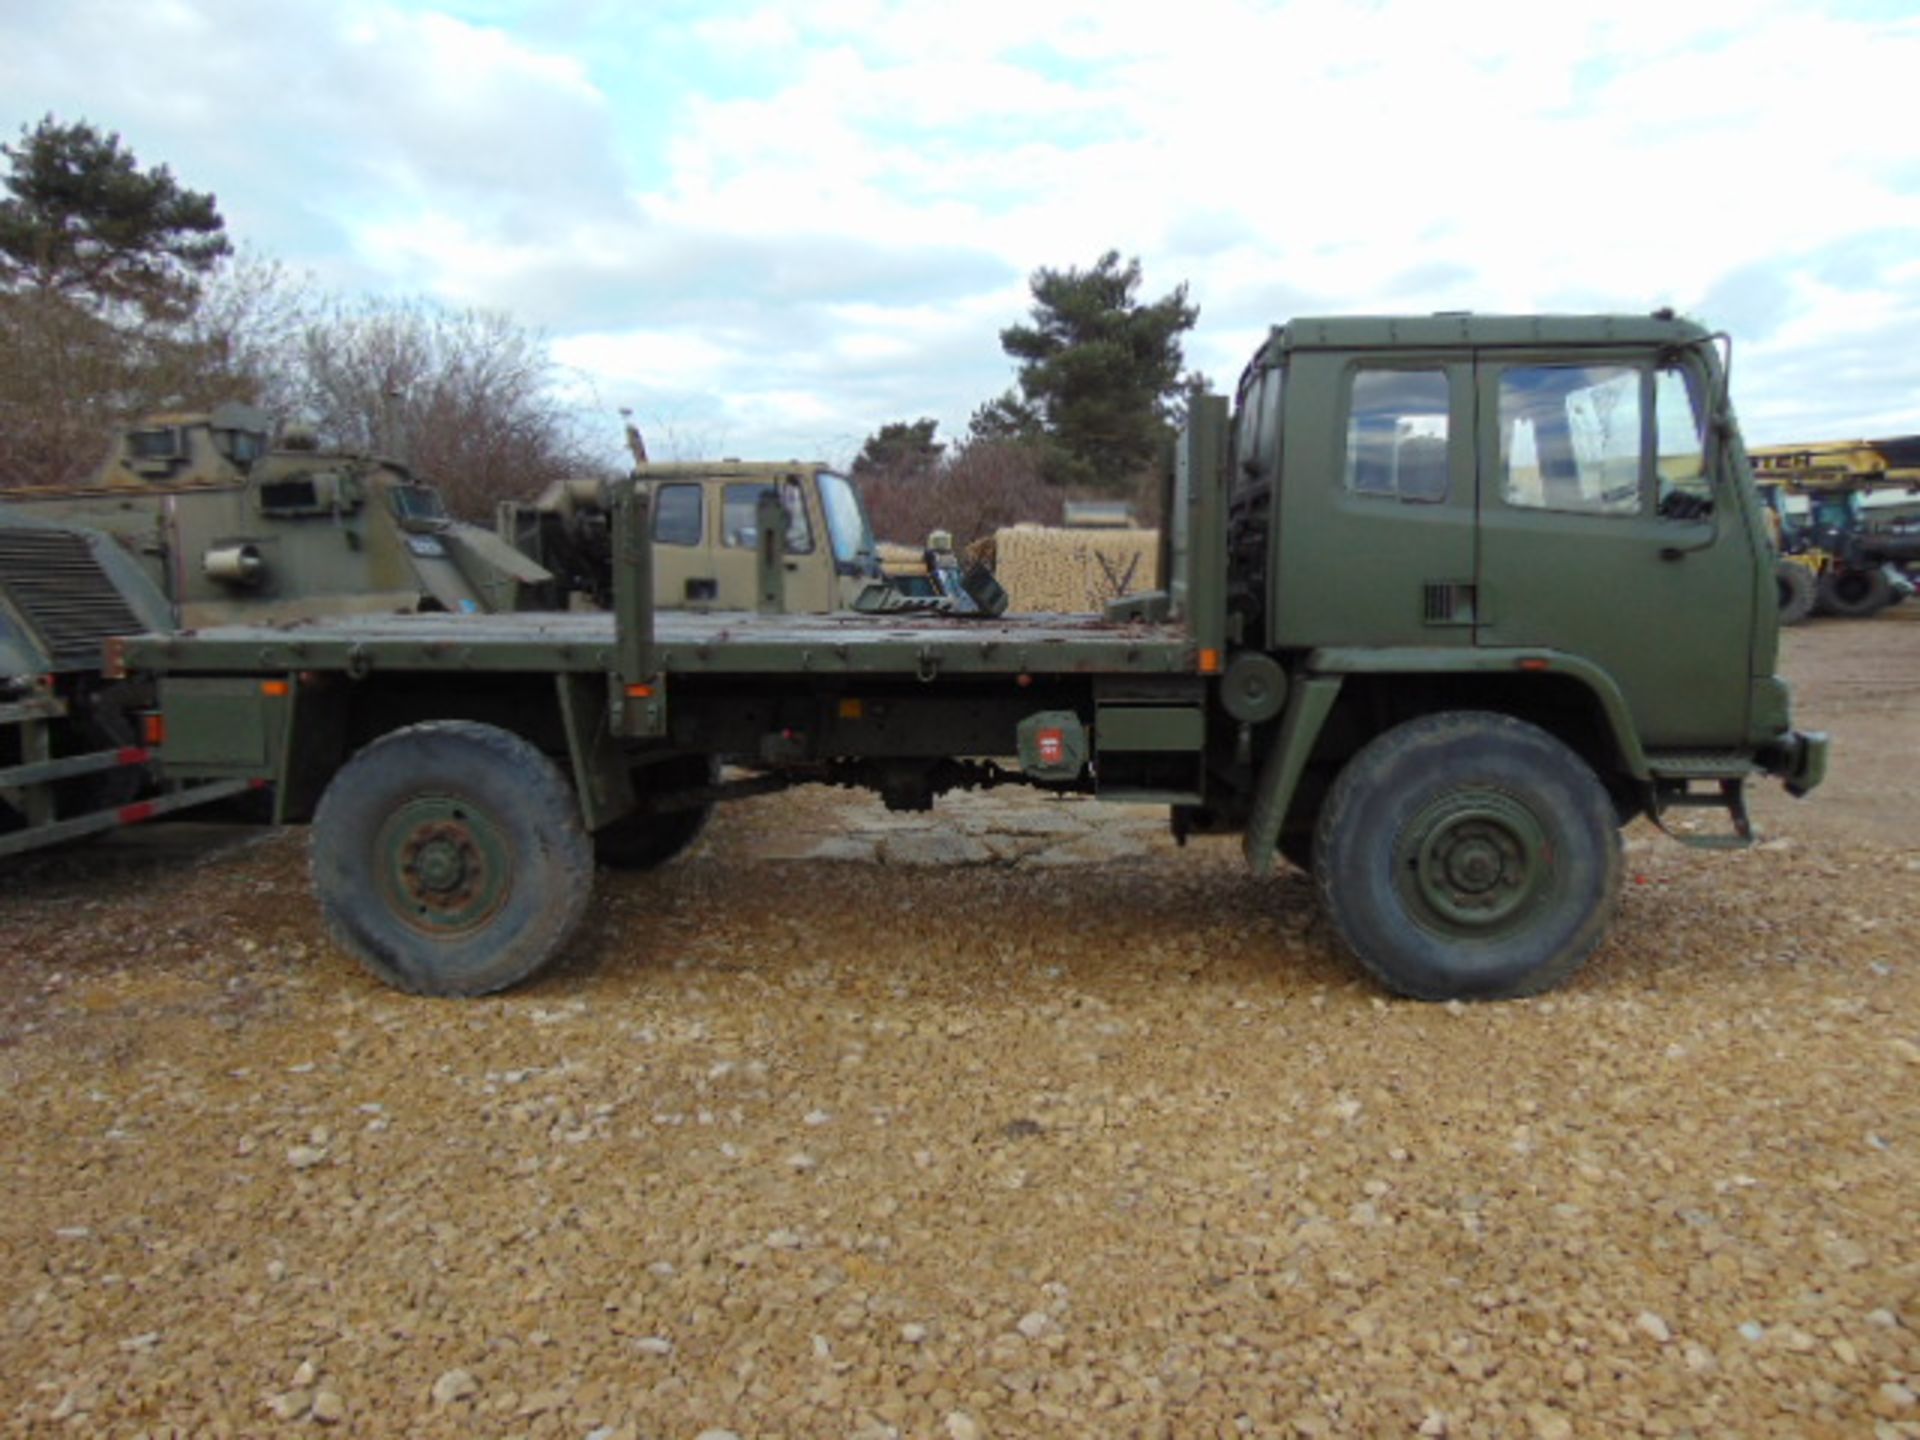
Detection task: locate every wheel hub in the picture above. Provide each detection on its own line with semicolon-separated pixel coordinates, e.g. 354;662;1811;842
404;823;484;903
1398;791;1553;933
376;797;512;936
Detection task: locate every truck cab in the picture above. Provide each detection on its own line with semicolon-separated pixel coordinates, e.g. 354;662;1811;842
1233;315;1775;746
499;461;883;612
1191;314;1822;994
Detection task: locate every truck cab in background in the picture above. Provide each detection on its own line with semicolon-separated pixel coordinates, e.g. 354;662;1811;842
499;460;883;612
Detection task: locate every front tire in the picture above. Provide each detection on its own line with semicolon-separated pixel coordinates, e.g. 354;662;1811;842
1313;712;1621;1001
311;720;593;996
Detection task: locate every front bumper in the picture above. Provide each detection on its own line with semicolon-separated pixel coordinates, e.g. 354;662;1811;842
1758;729;1830;798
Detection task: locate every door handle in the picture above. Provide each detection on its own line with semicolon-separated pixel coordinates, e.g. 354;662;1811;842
1658;518;1716;560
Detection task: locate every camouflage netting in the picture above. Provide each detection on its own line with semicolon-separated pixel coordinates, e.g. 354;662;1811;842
989;524;1160;614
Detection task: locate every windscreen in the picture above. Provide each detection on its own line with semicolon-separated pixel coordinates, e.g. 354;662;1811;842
816;471;875;565
390;485;449;521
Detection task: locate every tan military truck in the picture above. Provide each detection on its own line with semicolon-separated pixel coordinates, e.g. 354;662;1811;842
3;404;551;624
500;460;885;612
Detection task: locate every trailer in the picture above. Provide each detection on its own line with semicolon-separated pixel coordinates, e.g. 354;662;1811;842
123;313;1828;1002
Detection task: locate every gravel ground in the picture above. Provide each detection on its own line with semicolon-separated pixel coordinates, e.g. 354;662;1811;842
1;613;1917;1439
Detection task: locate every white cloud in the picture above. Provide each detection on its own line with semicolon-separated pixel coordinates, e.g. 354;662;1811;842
2;0;1917;456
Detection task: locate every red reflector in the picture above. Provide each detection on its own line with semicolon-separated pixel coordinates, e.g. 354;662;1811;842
115;747;151;767
117;801;157;825
141;714;166;746
1516;658;1550;672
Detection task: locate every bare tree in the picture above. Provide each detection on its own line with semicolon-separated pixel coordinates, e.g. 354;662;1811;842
289;297;601;517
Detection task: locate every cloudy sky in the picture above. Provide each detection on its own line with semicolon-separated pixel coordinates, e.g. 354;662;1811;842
4;0;1918;465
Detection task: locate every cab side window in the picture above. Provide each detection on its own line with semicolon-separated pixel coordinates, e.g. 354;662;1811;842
1344;370;1449;503
1498;365;1642;515
653;484;703;545
1654;366;1712;519
722;482;815;553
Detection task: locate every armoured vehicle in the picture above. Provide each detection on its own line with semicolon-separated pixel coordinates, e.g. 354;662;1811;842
3;405;552;624
124;312;1827;1003
498;461;885;612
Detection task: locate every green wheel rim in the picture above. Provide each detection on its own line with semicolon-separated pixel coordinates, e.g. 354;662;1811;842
374;794;514;937
1396;789;1553;935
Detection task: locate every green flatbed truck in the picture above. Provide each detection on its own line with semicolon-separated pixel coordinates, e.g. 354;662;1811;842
120;313;1828;1001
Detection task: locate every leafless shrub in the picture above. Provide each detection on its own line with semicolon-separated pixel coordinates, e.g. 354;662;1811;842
858;439;1065;548
288;296;602;518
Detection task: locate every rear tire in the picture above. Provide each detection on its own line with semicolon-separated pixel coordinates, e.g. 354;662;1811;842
1816;566;1892;619
311;720;592;996
1313;712;1621;1001
594;755;718;870
1775;559;1816;627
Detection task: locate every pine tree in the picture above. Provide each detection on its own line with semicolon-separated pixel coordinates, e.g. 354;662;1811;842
0;115;231;320
985;251;1197;489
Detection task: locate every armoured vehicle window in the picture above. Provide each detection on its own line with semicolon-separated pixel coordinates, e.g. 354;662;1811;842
721;482;815;553
1498;365;1642;516
259;479;322;512
817;471;874;566
653;484;703;546
1344;370;1449;503
1234;365;1285;491
128;427;182;462
225;430;267;465
390;485;448;522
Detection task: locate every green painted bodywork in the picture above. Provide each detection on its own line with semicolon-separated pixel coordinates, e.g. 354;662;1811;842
125;313;1821;858
1096;704;1206;752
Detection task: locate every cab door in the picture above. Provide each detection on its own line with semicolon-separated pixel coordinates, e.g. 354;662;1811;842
710;478;832;612
1473;351;1755;746
649;482;715;607
1271;353;1479;649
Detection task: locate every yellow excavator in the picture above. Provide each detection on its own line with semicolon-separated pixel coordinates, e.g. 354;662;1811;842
1749;435;1920;623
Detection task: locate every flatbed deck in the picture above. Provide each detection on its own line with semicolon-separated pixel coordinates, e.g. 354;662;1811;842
124;608;1199;679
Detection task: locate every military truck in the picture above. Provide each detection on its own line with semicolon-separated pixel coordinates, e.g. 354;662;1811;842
3;404;552;624
1;507;255;857
122;313;1826;1002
